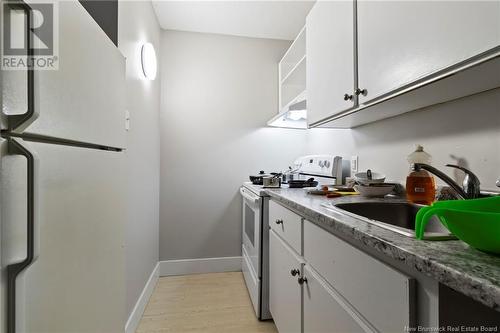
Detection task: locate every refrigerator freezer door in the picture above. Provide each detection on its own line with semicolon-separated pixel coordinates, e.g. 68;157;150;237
3;1;126;148
0;140;126;332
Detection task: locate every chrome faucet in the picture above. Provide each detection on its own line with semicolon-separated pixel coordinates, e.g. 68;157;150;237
413;163;481;200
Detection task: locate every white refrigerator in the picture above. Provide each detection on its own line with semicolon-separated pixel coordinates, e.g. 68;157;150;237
1;1;127;332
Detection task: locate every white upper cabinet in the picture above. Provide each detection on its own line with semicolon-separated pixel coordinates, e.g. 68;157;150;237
357;0;500;105
306;0;500;128
306;0;355;126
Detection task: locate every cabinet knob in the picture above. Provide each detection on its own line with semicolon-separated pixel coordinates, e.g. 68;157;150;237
298;277;308;285
343;93;353;101
290;269;300;277
355;88;367;96
275;219;283;225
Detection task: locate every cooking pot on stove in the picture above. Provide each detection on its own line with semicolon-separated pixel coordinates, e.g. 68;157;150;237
282;166;299;183
249;171;279;185
263;174;282;188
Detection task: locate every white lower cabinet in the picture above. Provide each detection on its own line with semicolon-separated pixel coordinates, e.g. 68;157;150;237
304;221;415;332
269;230;302;333
303;265;374;333
268;200;417;333
269;200;303;255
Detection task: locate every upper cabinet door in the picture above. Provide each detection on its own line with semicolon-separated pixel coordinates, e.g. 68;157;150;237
22;1;126;148
306;0;355;126
357;0;500;105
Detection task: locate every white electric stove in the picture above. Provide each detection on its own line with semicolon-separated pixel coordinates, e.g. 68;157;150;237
289;154;350;186
240;155;349;320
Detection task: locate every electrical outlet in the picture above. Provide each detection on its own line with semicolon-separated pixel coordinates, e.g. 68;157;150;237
351;156;358;174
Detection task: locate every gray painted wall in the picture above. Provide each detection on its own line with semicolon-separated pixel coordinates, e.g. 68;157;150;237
159;30;302;260
118;1;161;318
159;30;499;262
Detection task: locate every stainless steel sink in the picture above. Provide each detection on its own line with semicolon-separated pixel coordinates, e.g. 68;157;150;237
324;201;455;239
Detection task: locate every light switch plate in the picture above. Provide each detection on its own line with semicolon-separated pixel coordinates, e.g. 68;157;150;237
351;156;358;173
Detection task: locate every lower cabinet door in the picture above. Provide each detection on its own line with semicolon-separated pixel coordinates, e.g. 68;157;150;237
269;230;302;333
303;265;374;333
304;221;415;331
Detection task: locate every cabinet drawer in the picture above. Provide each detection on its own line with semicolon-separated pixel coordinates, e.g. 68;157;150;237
304;221;415;332
269;230;302;333
303;265;375;333
269;200;302;255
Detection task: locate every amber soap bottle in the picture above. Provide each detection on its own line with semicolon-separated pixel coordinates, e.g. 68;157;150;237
406;145;436;205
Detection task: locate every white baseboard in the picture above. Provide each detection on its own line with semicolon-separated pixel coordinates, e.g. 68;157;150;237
125;263;159;333
124;257;242;332
159;256;242;276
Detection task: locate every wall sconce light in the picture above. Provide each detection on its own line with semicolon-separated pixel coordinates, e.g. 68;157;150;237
141;42;157;80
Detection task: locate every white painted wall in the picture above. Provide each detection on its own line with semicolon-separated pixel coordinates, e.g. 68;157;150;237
118;1;161;318
304;88;500;191
159;30;305;260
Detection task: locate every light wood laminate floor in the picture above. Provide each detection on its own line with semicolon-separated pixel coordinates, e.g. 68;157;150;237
136;272;278;333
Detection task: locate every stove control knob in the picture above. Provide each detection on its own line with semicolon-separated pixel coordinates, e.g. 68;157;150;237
319;160;324;167
325;160;331;168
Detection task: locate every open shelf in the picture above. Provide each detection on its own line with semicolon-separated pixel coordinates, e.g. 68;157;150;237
280;57;306;108
280;26;306;82
270;25;308;129
281;55;306;85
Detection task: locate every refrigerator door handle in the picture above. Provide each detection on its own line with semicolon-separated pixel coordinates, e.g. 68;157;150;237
5;138;39;333
4;0;39;132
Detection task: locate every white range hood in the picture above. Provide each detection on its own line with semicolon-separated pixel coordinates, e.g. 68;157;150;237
267;96;307;129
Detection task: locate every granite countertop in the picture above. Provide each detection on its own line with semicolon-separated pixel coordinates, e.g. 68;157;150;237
260;186;500;311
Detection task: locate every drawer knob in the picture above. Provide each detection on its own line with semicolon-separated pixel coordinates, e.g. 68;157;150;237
290;269;300;277
355;88;367;96
298;277;308;285
275;219;283;225
343;93;353;101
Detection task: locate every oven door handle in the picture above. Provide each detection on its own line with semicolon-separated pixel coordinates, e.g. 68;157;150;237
240;187;260;204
